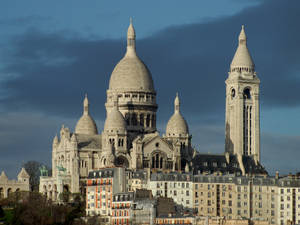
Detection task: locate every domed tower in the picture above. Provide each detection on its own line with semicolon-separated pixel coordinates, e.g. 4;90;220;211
102;95;129;167
75;94;98;135
105;19;157;139
165;93;192;159
225;25;260;162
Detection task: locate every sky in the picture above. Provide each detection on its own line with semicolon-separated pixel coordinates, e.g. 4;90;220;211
0;0;299;178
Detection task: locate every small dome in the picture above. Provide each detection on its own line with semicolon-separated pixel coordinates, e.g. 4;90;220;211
166;93;189;136
104;108;126;133
108;20;155;92
75;115;98;135
166;113;189;136
104;95;126;133
75;94;98;135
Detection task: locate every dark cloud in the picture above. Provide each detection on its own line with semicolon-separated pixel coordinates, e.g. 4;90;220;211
1;0;299;123
261;133;300;175
0;15;52;26
0;112;63;178
0;0;299;175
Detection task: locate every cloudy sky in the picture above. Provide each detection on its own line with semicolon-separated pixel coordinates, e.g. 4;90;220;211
0;0;299;178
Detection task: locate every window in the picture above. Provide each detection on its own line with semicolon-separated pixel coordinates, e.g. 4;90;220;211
243;88;251;99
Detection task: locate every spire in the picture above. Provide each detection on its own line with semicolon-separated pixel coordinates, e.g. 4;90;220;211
71;133;77;143
53;134;59;147
239;25;247;45
230;25;255;73
83;93;89;115
174;92;180;113
0;171;8;180
126;18;136;56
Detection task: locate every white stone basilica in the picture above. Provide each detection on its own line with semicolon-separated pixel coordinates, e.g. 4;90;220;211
40;22;266;199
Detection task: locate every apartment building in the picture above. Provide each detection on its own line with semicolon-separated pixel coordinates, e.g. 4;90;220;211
86;167;126;218
148;172;193;209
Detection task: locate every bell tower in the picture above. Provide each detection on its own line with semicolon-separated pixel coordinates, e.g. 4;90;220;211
225;26;260;162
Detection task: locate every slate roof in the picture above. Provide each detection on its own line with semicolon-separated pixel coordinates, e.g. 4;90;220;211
192;153;267;175
76;133;102;149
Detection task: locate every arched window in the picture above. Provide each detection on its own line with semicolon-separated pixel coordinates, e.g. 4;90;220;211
140;114;144;126
132;113;137;126
151;115;156;128
243;88;251;99
146;114;150;127
155;154;159;169
152;156;155;168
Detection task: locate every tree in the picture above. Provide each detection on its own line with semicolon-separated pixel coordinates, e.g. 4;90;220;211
0;205;4;218
23;161;51;192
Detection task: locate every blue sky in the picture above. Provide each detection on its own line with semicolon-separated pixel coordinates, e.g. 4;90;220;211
0;0;299;178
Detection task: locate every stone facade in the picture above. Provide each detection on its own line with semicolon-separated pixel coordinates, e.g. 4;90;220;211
0;168;30;199
225;25;260;162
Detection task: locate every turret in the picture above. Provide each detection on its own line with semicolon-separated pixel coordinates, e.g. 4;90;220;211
17;168;30;182
166;93;189;137
75;94;98;135
52;135;59;149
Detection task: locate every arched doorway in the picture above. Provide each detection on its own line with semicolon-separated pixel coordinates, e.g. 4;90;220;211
115;156;129;168
63;184;69;193
0;187;4;199
53;184;58;201
7;188;12;198
43;185;47;197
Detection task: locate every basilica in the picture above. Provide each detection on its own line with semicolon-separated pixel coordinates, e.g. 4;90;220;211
40;22;266;198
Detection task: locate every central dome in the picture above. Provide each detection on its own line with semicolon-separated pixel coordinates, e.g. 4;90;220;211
108;21;155;92
109;55;154;91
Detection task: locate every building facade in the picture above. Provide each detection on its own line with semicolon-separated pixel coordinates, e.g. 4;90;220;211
86;167;126;217
0;168;30;199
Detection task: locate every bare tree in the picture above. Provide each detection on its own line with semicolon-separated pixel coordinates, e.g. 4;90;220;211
23;161;51;191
